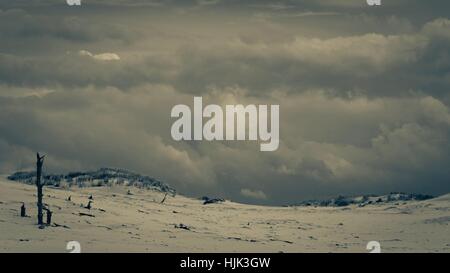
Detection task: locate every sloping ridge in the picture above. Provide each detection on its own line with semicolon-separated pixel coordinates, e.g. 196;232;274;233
7;167;176;195
429;193;450;202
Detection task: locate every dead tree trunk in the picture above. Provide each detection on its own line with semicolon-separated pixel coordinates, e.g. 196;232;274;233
44;208;52;226
160;192;168;204
36;153;45;226
20;203;26;217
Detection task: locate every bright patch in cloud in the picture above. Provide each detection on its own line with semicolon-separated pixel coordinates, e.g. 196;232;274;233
79;50;120;61
240;189;267;200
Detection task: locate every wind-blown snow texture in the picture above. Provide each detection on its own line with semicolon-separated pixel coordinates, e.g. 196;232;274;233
0;176;449;252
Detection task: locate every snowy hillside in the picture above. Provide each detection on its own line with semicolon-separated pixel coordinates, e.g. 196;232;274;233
0;177;449;253
7;168;176;196
294;193;434;207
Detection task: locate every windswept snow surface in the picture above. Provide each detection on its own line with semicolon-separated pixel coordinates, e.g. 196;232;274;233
0;177;448;253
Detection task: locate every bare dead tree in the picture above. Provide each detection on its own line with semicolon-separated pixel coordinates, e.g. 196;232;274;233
160;192;168;204
36;153;45;226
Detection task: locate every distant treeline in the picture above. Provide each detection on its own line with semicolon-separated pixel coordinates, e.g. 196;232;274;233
292;192;434;207
8;167;176;195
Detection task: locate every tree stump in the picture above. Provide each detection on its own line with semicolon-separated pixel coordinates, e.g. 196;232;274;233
20;203;26;217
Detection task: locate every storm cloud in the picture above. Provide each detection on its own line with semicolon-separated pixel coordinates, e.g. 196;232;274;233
0;0;449;204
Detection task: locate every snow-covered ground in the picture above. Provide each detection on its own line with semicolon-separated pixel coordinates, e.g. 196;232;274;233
0;177;449;253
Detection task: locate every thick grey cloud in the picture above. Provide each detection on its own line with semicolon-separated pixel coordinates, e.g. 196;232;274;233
0;9;138;46
0;1;449;204
1;9;448;98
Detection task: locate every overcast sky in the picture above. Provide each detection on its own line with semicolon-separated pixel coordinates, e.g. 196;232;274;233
0;0;449;204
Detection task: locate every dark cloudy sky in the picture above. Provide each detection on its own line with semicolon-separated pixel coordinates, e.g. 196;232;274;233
1;0;449;205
